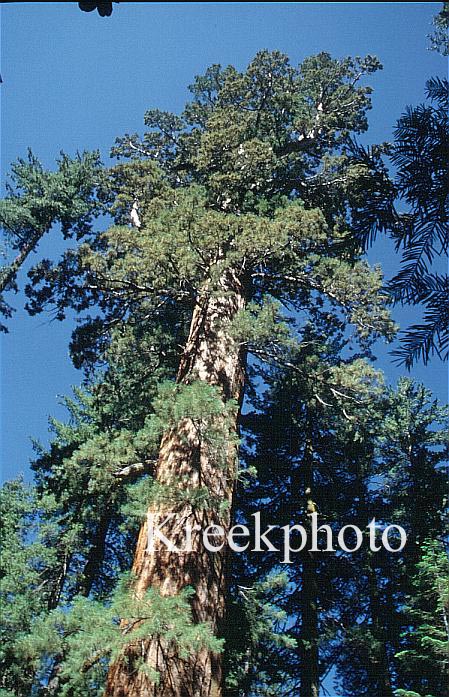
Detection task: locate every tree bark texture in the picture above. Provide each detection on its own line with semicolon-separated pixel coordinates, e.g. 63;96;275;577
105;269;246;697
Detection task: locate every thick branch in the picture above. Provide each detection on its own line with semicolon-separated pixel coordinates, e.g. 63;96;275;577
113;460;156;481
0;227;47;292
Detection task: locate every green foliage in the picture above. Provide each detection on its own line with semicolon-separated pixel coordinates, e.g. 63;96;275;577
19;51;394;377
0;150;101;243
0;150;102;330
30;382;158;603
394;541;449;697
1;48;440;697
230;298;292;353
231;341;388;696
151;380;240;473
0;480;58;696
224;573;296;696
113;51;381;206
389;77;449;366
334;379;448;697
379;378;449;544
18;578;221;697
347;77;448;367
429;2;449;55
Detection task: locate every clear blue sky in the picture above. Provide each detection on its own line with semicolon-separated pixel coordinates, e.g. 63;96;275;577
1;5;447;696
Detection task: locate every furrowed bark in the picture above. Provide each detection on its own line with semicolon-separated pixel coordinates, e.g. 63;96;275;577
105;268;246;697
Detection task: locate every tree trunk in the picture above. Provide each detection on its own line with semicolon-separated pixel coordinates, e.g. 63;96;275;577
0;228;46;293
78;510;110;597
301;550;319;697
300;435;320;697
366;560;394;697
105;268;246;697
356;464;393;697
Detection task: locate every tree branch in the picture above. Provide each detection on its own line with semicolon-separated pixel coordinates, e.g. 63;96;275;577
113;459;156;481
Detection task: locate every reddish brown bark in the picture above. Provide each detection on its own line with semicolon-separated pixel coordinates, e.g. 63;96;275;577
105;269;246;697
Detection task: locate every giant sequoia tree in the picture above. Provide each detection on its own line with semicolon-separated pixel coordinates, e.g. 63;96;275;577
1;50;403;697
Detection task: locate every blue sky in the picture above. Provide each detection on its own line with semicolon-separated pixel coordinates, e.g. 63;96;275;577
1;4;447;483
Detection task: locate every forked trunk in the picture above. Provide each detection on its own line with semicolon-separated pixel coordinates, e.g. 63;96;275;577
105;269;246;697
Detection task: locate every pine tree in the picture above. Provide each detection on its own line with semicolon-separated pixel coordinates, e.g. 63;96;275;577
217;369;448;697
334;379;449;697
381;381;449;697
347;76;449;366
0;151;101;330
395;540;449;697
0;480;58;696
229;330;386;696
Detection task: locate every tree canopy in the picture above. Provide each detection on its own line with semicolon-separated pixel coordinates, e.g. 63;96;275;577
1;46;447;697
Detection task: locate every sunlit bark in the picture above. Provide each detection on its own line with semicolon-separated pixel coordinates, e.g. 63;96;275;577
105;269;246;697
